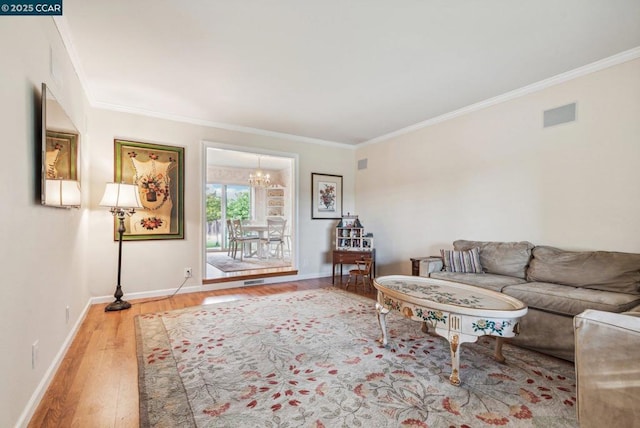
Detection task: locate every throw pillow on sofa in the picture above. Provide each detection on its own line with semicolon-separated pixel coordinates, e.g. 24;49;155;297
454;240;534;279
440;247;483;273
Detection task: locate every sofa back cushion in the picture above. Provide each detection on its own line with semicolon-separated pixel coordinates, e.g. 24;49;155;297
527;246;640;294
453;240;534;279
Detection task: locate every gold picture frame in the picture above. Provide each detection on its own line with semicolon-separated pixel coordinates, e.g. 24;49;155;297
114;139;185;240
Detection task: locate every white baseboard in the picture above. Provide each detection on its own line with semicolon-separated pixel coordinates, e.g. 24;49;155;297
90;283;205;304
14;299;92;428
14;272;332;427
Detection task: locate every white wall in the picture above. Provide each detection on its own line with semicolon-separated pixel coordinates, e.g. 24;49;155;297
86;109;356;298
0;18;90;428
355;58;640;276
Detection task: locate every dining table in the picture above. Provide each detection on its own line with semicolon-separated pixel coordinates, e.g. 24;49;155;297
241;224;268;258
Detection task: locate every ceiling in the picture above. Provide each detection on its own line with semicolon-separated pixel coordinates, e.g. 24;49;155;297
58;1;640;145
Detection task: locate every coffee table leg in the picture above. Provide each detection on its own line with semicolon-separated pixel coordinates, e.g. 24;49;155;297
494;337;506;363
449;334;461;386
375;302;389;346
421;321;429;334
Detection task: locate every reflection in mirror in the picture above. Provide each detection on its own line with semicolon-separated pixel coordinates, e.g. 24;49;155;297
45;179;81;207
41;83;81;208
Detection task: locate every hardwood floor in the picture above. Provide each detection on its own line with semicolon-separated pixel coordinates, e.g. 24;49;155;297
28;276;376;427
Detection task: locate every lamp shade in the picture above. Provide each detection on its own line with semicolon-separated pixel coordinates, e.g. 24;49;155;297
99;183;143;209
45;179;81;207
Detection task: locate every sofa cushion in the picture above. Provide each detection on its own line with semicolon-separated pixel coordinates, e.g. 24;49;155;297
429;271;526;293
503;282;640;316
453;240;534;279
440;247;483;273
527;246;640;295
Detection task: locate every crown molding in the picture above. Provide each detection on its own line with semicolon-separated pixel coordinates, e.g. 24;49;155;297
92;100;354;149
53;17;353;150
52;16;94;103
53;13;638;151
359;46;640;147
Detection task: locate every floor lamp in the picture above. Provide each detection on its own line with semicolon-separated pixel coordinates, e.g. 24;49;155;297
99;183;143;312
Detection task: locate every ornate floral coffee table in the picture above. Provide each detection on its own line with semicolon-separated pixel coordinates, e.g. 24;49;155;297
374;275;528;386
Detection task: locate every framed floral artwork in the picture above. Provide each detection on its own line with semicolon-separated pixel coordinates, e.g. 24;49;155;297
311;173;342;220
45;130;78;180
114;139;185;240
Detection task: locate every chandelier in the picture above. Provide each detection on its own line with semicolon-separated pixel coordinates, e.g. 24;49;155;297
248;156;271;188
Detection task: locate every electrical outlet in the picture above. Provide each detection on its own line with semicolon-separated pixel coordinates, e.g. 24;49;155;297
184;267;192;278
32;340;39;369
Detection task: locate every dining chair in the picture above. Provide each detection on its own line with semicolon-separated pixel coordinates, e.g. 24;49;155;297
261;218;286;259
231;219;260;261
282;223;292;258
226;219;236;257
346;259;373;290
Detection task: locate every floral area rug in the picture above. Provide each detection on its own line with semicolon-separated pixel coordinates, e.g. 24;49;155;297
207;253;291;272
135;288;577;427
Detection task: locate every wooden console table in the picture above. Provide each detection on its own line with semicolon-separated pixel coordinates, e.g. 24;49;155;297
410;256;431;276
410;256;443;276
332;249;375;284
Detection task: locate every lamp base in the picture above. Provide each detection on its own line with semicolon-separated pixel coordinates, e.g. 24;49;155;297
105;299;131;312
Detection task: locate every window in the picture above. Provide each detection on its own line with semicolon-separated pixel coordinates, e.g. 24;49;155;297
205;183;252;251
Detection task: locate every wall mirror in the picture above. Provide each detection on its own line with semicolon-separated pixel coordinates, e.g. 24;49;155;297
41;82;81;208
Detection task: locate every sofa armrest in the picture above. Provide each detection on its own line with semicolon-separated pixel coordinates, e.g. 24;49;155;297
574;309;640;427
417;256;443;277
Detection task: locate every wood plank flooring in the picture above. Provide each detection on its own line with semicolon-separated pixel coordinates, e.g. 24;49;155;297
28;276;376;427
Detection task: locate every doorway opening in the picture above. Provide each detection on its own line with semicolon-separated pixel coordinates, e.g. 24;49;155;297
203;144;297;282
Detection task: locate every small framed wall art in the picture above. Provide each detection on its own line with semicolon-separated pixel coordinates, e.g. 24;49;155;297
311;172;342;220
114;139;185;240
45;131;78;180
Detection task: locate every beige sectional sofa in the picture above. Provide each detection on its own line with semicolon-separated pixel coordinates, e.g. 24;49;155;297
418;240;640;361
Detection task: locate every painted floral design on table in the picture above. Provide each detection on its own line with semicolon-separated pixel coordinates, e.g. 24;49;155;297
473;319;512;335
416;307;448;324
384;279;486;306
